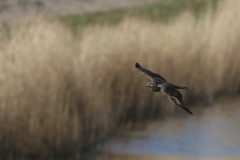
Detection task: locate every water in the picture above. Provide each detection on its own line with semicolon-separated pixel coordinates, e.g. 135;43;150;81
92;98;240;160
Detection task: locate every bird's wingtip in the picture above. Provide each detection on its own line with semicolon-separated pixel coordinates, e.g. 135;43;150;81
188;110;193;115
135;63;140;68
183;106;193;115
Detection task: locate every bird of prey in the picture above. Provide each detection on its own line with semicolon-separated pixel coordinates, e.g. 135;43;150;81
135;63;193;115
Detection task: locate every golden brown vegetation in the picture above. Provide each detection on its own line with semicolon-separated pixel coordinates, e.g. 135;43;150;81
0;0;240;157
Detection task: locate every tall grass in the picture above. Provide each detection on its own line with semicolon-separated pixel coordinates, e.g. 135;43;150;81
0;19;112;157
78;0;240;118
0;0;240;157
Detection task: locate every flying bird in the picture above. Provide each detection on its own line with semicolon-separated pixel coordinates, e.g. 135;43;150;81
135;63;193;115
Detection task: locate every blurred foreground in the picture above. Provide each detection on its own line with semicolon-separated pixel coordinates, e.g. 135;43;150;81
0;0;240;158
92;98;240;160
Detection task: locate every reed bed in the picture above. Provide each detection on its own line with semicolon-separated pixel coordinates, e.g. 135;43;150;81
0;0;240;157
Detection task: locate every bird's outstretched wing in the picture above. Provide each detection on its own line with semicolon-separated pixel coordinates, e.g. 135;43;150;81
167;90;193;115
135;63;167;82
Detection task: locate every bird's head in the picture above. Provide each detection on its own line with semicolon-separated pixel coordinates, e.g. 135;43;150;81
147;82;157;87
147;82;161;92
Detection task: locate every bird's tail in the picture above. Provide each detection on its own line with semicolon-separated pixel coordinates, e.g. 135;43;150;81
171;84;188;90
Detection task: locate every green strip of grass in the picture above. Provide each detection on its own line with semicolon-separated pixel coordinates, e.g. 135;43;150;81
60;0;220;31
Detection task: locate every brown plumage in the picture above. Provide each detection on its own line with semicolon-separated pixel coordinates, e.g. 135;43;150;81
135;63;193;115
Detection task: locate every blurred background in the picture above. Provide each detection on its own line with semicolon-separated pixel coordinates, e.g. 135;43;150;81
0;0;240;159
